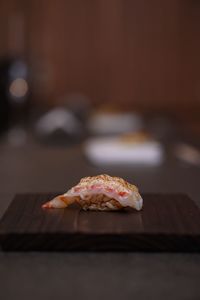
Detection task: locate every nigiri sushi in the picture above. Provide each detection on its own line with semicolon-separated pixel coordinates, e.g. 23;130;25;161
42;174;143;211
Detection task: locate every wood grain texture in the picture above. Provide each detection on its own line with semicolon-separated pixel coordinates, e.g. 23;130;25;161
0;193;200;252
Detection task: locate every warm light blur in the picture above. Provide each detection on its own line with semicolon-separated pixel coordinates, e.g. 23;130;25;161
9;78;28;100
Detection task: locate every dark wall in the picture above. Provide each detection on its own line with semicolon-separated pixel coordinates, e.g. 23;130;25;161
0;0;200;115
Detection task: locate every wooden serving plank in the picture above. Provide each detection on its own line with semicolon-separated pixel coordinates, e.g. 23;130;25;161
0;194;200;251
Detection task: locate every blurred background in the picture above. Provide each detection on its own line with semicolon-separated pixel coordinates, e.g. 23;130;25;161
0;0;200;192
1;0;200;130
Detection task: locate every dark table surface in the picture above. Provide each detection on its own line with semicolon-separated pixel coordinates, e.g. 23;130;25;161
0;136;200;300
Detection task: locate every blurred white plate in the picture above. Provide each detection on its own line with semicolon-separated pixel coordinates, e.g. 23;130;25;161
84;137;164;166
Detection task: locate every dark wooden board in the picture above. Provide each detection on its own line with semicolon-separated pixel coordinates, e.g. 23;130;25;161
0;194;200;252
